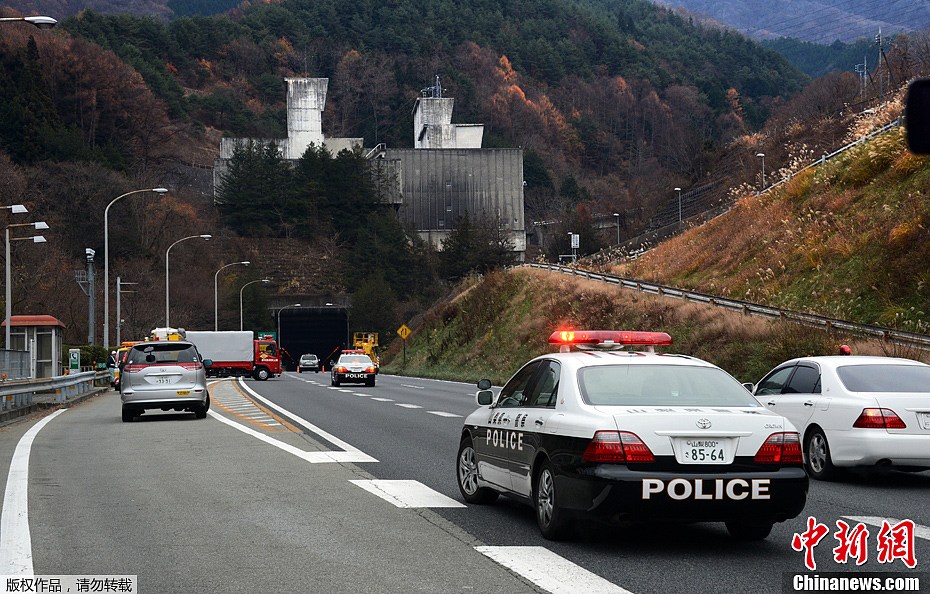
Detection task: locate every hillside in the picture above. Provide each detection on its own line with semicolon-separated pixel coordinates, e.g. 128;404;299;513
378;267;913;386
653;0;930;44
609;96;930;336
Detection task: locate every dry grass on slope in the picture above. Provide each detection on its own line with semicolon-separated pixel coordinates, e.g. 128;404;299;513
381;268;905;385
612;127;930;333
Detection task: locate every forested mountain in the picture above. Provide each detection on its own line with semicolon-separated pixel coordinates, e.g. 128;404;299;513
0;0;838;346
652;0;930;44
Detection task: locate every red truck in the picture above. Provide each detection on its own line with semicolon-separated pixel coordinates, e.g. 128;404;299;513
185;331;282;380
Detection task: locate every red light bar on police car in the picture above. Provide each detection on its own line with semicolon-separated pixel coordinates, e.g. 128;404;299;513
548;330;672;348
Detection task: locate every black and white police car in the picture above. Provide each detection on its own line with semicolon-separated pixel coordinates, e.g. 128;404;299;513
456;330;809;540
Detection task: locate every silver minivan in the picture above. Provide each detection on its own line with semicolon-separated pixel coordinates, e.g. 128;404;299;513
120;341;212;422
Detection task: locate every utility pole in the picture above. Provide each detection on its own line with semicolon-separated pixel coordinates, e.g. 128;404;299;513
75;249;98;344
875;29;883;99
86;249;95;345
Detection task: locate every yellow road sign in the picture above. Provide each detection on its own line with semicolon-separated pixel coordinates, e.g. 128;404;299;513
397;324;412;340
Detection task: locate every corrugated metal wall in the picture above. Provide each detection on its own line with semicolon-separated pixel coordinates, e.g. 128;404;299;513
384;148;525;251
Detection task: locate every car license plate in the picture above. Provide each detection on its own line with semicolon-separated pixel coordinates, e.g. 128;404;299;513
918;412;930;430
176;390;191;396
674;438;733;464
156;377;171;384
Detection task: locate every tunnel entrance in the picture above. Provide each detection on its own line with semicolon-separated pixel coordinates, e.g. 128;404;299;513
275;306;348;371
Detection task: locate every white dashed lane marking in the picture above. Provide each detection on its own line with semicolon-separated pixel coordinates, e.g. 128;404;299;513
371;397;394;402
427;411;462;418
476;546;634;594
844;517;930;540
395;403;422;409
349;480;465;508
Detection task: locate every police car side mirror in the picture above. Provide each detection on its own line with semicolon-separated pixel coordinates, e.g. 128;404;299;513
742;382;755;393
906;78;930;154
477;378;492;390
476;390;494;406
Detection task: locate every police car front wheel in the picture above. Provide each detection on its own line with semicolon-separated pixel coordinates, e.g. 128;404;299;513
457;437;498;504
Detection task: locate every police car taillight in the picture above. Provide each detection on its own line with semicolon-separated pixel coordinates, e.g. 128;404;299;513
548;330;672;352
853;408;907;429
582;431;655;463
753;432;803;464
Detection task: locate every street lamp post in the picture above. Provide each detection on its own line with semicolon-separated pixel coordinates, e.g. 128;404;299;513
756;153;766;192
165;234;211;328
214;261;250;331
674;187;682;222
5;221;48;349
104;187;167;347
239;279;271;331
613;213;620;244
0;16;57;29
277;303;301;365
116;277;137;346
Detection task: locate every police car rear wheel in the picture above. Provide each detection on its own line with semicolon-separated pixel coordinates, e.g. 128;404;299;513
725;521;773;541
805;427;838;481
534;461;570;540
457;438;498;504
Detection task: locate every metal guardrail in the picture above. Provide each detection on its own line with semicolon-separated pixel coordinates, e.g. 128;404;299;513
0;370;107;411
524;263;930;349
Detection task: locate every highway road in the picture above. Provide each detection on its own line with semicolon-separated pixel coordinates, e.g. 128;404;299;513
1;373;928;593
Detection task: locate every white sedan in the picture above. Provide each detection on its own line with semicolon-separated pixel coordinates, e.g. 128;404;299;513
751;356;930;480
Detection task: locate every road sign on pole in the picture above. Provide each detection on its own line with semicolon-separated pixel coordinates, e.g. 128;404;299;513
397;324;411;340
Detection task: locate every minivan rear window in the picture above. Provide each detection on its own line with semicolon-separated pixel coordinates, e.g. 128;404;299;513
127;343;199;365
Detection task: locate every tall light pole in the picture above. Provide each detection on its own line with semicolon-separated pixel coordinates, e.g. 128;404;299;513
5;221;48;349
674;187;682;222
104;187;167;347
277;303;301;357
756;153;766;192
215;261;250;331
116;277;137;346
165;234;211;328
239;279;271;331
613;213;620;244
0;16;57;29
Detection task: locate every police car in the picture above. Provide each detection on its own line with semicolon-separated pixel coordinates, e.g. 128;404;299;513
456;330;809;540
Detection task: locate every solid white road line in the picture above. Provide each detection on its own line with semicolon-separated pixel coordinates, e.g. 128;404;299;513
208;411;377;463
844;516;930;540
475;546;634;594
0;409;67;575
349;480;465;508
235;379;377;462
426;411;462;418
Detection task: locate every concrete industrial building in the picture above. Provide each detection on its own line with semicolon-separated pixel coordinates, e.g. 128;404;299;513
383;77;525;255
214;76;525;257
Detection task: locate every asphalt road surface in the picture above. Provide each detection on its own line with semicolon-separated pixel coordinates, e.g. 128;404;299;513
1;373;928;594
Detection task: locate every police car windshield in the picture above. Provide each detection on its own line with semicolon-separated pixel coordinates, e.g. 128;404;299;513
578;364;759;407
340;355;372;365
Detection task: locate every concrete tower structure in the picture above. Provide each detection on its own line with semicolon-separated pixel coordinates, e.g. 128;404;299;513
284;78;327;159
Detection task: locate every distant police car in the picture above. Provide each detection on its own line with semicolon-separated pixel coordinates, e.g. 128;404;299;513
457;330;809;540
